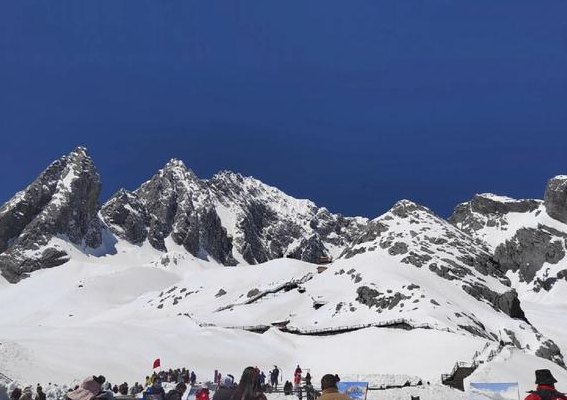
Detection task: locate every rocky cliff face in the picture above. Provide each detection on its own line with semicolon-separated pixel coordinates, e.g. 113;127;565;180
3;148;567;301
544;176;567;224
449;178;567;290
101;163;367;266
0;147;102;282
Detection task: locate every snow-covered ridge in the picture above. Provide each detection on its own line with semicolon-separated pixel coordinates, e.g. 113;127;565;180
1;149;567;392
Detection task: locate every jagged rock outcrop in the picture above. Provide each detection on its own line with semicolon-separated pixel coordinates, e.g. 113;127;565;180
100;189;148;244
494;227;565;282
102;165;367;266
544;176;567;224
450;188;567;287
0;147;102;282
450;194;540;238
209;171;367;264
102;160;237;265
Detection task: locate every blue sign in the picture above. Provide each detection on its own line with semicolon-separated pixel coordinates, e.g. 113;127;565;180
337;382;369;400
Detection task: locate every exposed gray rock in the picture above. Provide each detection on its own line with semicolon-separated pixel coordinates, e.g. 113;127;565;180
494;228;565;282
101;189;148;244
356;286;411;311
0;147;103;282
101;165;367;266
544;176;567;224
536;339;565;367
450;194;540;236
388;242;408;256
503;328;522;348
287;235;329;264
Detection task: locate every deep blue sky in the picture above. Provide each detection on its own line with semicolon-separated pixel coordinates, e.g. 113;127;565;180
1;1;566;218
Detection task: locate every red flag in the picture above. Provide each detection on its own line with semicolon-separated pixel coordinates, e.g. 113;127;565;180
153;358;161;369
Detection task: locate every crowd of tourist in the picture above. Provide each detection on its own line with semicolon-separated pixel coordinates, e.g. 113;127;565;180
3;367;564;400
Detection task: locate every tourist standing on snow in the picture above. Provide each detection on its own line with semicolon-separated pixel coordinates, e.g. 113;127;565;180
270;367;280;390
35;385;46;400
524;369;567;400
230;367;267;400
318;375;349;400
144;377;166;400
283;381;293;396
293;366;302;388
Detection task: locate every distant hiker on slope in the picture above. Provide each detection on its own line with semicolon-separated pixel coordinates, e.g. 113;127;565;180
525;369;567;400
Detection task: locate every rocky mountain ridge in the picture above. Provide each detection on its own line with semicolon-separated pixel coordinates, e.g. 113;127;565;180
0;149;367;282
2;147;567;300
1;148;567;369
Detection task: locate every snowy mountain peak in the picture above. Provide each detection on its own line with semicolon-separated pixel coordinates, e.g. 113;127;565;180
0;148;102;282
158;158;198;182
67;146;89;158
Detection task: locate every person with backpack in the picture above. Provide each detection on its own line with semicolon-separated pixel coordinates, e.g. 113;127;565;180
524;369;567;400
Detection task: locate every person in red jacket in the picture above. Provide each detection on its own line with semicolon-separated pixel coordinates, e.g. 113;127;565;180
524;369;567;400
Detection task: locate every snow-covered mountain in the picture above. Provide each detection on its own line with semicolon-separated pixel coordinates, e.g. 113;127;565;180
1;148;567;396
0;147;102;282
449;180;567;292
101;159;367;267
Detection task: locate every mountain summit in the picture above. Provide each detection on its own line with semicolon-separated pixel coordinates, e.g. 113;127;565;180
0;147;102;282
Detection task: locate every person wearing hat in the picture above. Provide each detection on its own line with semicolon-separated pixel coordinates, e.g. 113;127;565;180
524;369;567;400
318;374;349;400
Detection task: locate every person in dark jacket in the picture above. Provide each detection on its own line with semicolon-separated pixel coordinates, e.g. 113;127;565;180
10;388;22;400
212;379;235;400
283;382;293;396
35;385;46;400
270;368;280;390
119;383;128;396
230;367;266;400
144;377;166;400
524;369;567;400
